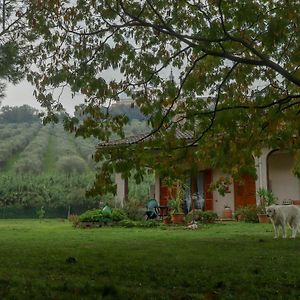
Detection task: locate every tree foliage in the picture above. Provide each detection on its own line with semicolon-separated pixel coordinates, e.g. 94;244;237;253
0;174;100;209
27;1;300;194
0;0;29;98
0;122;153;210
0;105;41;123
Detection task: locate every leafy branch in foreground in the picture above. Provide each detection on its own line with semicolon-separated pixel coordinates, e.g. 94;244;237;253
26;0;300;194
0;0;30;98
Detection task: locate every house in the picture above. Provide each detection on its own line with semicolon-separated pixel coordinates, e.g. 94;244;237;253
98;132;300;217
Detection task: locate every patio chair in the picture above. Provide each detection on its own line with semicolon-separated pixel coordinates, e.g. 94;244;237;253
145;198;160;220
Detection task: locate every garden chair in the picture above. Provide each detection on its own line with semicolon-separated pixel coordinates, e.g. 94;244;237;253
145;198;160;220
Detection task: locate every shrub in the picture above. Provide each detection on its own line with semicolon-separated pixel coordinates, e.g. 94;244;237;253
123;200;145;220
186;210;218;224
111;208;127;222
78;209;104;222
119;219;136;228
36;206;45;221
235;205;259;223
201;211;218;224
234;207;246;221
78;208;127;224
185;209;203;223
119;219;160;228
68;214;79;227
257;187;277;207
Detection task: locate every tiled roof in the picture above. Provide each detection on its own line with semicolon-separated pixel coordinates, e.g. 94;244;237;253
98;133;149;147
97;129;194;148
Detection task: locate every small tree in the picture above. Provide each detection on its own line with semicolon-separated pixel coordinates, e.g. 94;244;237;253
257;188;277;213
36;206;45;222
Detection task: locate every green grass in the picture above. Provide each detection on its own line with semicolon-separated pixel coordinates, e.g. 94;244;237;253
0;220;299;299
42;130;56;173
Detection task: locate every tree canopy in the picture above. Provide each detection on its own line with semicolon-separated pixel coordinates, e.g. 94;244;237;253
0;105;40;123
26;0;300;194
0;0;30;99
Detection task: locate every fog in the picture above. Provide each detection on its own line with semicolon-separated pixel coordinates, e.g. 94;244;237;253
3;80;85;114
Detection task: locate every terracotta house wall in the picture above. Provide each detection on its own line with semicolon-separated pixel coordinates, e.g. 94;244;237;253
116;148;300;215
157;172;211;210
156;169;257;217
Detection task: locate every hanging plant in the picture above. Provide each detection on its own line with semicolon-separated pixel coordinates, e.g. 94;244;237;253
209;176;232;196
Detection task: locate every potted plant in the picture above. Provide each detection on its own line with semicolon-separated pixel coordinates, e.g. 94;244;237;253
163;215;172;225
168;182;185;224
223;204;233;219
234;205;260;222
256;188;277;223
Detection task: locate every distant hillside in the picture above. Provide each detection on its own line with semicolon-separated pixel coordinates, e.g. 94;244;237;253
0;105;40;124
0;120;153;217
0;120;149;175
108;102;147;121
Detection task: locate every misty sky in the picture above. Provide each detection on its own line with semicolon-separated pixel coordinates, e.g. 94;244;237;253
3;67;178;114
4;80;85;114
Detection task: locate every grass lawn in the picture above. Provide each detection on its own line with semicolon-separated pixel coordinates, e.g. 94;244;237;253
0;220;299;299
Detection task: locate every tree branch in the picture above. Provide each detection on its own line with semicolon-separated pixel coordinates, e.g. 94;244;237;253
218;0;300;87
186;62;240;148
135;53;208;144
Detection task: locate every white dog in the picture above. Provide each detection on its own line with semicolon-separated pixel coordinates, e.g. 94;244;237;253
266;205;300;239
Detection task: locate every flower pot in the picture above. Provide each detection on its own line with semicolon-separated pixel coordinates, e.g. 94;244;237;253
237;214;245;222
223;208;233;219
163;217;172;225
257;214;269;223
171;213;185;224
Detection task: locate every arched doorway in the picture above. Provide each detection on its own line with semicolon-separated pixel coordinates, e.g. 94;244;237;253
267;150;300;203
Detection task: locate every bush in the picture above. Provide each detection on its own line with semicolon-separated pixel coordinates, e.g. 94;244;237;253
36;206;45;220
78;208;127;224
186;210;218;224
119;219;160;228
201;211;218;224
235;205;259;223
111;208;127;222
123;200;145;220
119;219;136;228
185;209;203;223
68;214;79;227
78;209;104;222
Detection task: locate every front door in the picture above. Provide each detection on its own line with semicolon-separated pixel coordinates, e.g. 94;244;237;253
234;175;256;209
159;179;177;206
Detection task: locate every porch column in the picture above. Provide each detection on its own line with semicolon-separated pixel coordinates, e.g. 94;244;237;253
155;173;160;204
255;148;270;205
115;173;128;207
